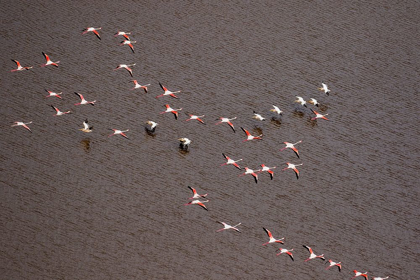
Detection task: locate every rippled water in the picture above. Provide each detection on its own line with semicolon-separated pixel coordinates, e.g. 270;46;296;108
1;1;419;279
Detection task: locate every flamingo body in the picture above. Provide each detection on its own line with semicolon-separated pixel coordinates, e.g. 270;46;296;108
310;109;329;121
11;60;32;71
157;82;181;99
277;248;294;261
109;129;129;139
262;227;284;245
82;27;101;40
11;121;32;132
114;63;135;77
51;105;71;116
161;104;182;119
351;270;369;280
74;92;96;106
131;80;150;93
221;153;242;170
216;221;241;232
259;164;276;180
188;186;208;200
282;162;302;179
241;127;262;142
303;245;325;262
215;117;236;132
280;140;302;158
184;199;209;211
120;40;136;53
239;167;260;184
41;52;60;67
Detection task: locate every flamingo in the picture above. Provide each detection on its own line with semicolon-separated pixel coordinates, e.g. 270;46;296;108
45;89;62;99
82;27;101;40
179;138;191;150
184;199;209;211
371;277;389;280
239;167;260;184
114;63;135;77
280;140;302;158
310;109;329;121
241;127;262;142
11;121;32;132
258;164;276;180
351;270;368;280
262;228;284;245
114;31;131;40
252;111;266;121
215;117;236;133
216;221;241;232
295;96;307;107
79;119;93;133
120;40;136;53
187;186;208;200
325;259;341;272
130;80;150;93
308;98;319;107
270;105;283;115
282;162;303;180
276;248;294;261
74;92;96;106
156;82;181;99
51;105;71;116
221;153;242;170
145;121;158;133
40;52;60;67
186;114;205;124
11;60;32;72
318;82;330;95
109;129;129;139
160;104;182;120
303;245;325;262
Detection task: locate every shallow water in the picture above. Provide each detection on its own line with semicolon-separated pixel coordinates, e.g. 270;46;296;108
1;1;419;279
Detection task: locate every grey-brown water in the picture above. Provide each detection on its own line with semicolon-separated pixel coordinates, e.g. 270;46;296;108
1;1;419;279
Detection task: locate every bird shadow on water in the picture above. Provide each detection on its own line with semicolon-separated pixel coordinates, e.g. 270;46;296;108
251;126;263;136
293;106;308;118
80;138;91;153
307;118;318;127
270;117;282;127
178;146;190;155
292;109;306;118
145;128;157;138
318;104;329;112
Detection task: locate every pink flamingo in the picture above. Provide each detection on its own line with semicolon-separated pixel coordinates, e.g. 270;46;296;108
280;140;302;158
216;221;241;232
221;153;242;170
262;228;284;245
11;59;32;72
277;248;294;261
215;117;236;133
40;52;59;67
187;186;208;200
258;164;276;180
303;245;325;262
82;27;101;40
282;162;303;180
11;121;32;132
160;104;182;120
185;199;209;211
241;127;262;142
239;167;260;184
156;82;181;99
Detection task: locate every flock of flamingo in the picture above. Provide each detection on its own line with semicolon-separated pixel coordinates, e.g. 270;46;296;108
10;27;389;280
